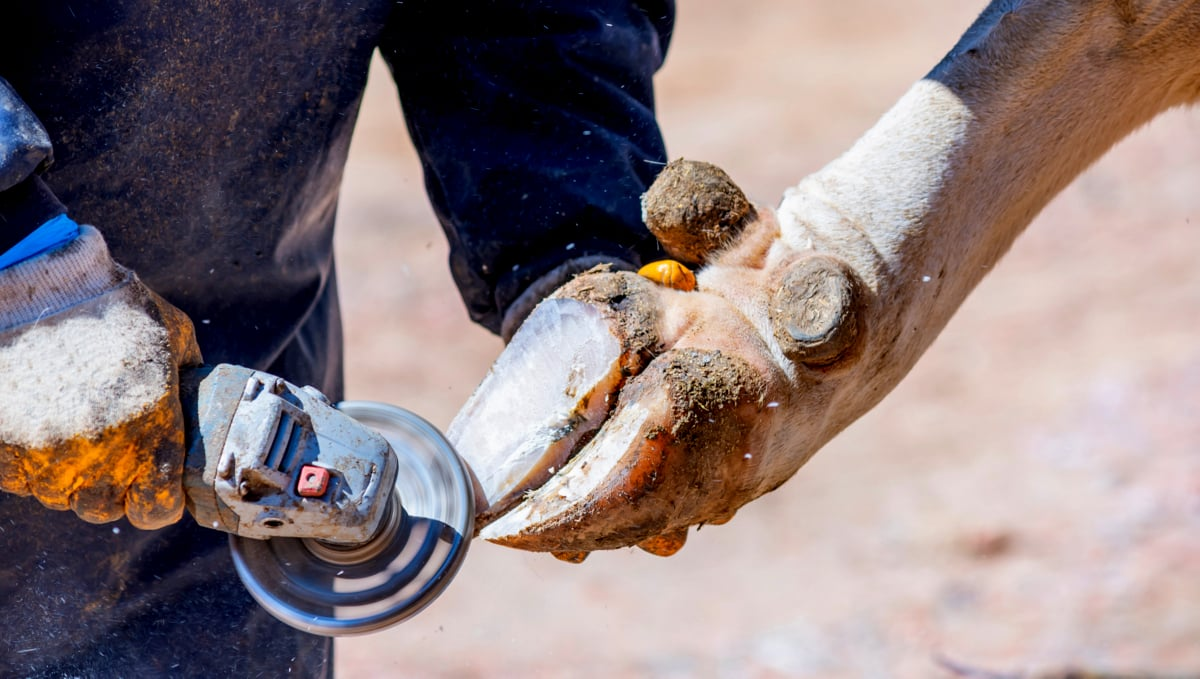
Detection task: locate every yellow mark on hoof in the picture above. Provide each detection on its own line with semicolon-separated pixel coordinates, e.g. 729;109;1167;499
638;260;696;291
637;528;688;557
551;550;590;564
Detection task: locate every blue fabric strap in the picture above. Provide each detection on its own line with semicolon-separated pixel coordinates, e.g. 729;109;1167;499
0;214;80;270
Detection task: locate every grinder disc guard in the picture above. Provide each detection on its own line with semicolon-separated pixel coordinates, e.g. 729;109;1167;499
229;402;474;636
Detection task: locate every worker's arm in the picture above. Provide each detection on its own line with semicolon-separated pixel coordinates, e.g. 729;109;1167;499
0;77;201;529
379;0;674;338
377;3;852;556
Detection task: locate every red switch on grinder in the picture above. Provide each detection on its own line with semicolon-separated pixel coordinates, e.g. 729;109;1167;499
297;465;330;497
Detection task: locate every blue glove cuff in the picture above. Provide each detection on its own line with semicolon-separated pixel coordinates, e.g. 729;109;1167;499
0;214;80;270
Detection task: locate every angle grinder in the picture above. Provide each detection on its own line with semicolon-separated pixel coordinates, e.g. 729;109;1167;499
179;364;475;636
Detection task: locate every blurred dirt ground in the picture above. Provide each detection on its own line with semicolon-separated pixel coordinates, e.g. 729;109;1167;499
333;2;1200;677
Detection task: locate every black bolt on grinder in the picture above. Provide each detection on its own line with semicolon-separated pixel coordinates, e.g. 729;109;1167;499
180;364;474;636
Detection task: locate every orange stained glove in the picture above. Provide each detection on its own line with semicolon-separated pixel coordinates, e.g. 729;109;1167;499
0;225;202;529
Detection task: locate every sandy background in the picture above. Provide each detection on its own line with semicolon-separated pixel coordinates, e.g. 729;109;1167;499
333;2;1200;677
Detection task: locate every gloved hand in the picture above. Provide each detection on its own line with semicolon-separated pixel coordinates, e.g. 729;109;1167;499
448;160;872;560
0;223;202;529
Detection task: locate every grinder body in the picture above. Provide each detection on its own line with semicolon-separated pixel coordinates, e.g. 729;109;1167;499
182;364;397;544
178;364;474;636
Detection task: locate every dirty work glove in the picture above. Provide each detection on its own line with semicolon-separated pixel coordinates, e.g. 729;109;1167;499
0;222;202;529
448;159;869;560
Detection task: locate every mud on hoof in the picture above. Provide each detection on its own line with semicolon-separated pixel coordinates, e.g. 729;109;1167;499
642;158;754;265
